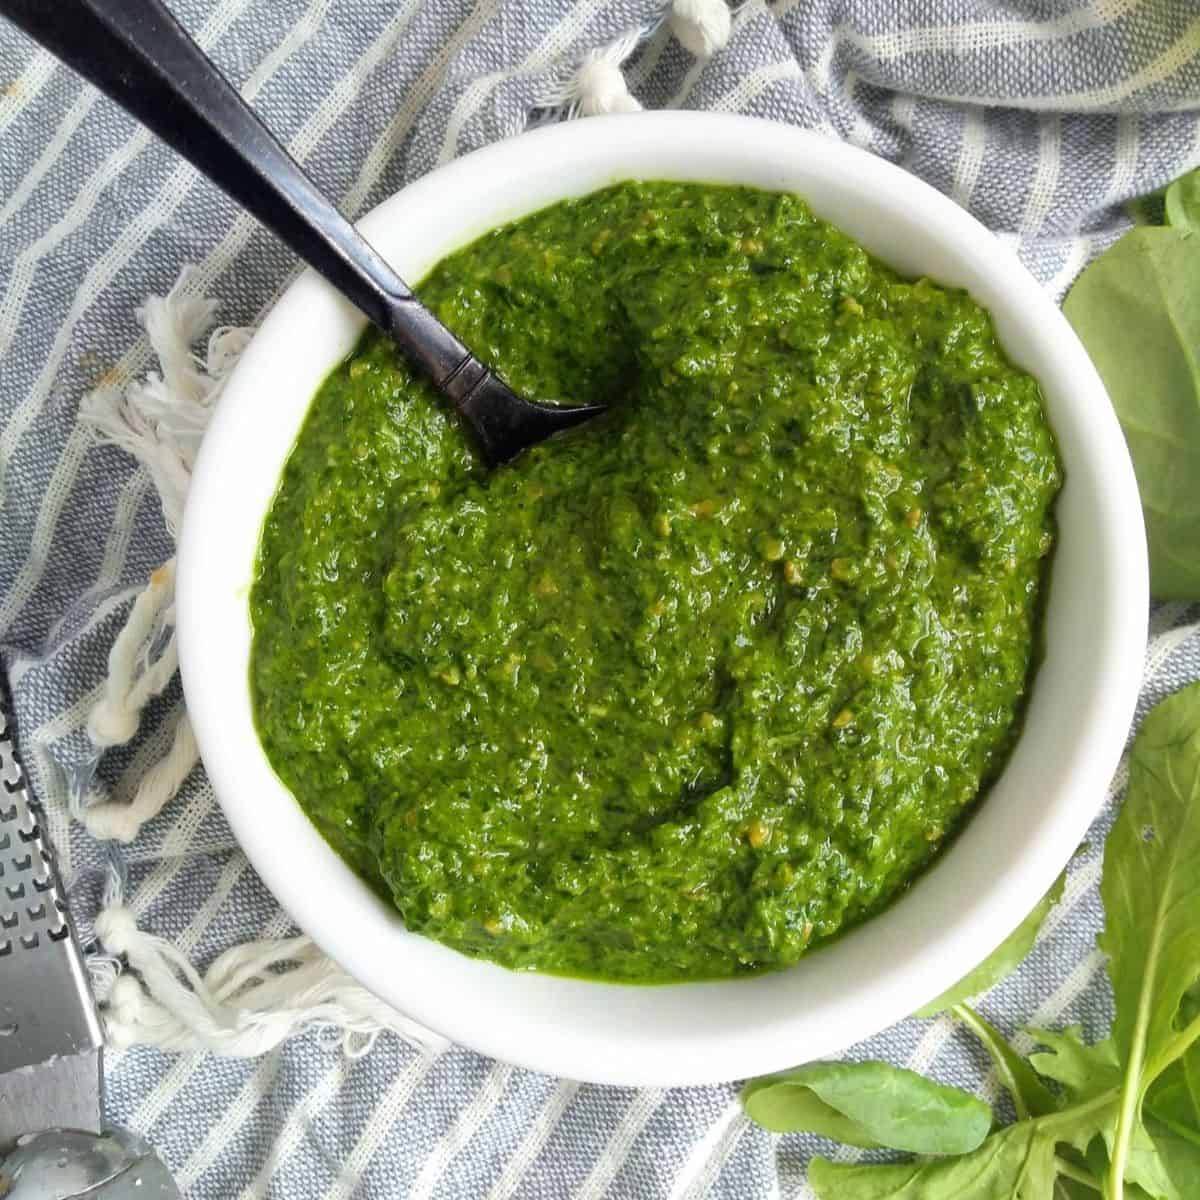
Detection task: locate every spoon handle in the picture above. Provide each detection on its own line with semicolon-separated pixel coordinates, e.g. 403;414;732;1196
2;0;472;386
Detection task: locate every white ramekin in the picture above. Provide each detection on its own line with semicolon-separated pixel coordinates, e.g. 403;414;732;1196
177;112;1147;1087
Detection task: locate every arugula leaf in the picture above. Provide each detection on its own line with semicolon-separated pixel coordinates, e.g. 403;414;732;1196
953;1005;1059;1120
1146;1052;1200;1139
1028;1028;1187;1197
806;1083;1121;1200
1053;1138;1111;1200
1145;1037;1200;1200
740;1060;991;1154
1054;1139;1155;1200
1165;168;1200;235
1110;1114;1189;1199
1123;168;1200;232
1102;687;1200;1063
916;873;1066;1017
808;1119;1068;1199
1124;189;1166;227
1063;227;1200;600
1028;1027;1122;1102
1145;1115;1200;1196
1099;682;1200;1195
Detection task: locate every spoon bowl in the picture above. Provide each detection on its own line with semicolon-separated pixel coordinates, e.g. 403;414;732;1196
3;0;604;465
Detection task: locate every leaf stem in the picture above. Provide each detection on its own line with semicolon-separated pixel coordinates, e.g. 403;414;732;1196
1038;1090;1117;1133
951;1003;1030;1120
1055;1157;1103;1191
1108;865;1172;1200
1110;1048;1144;1198
1108;984;1156;1200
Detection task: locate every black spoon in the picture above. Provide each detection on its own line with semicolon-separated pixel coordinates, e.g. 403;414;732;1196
3;0;605;466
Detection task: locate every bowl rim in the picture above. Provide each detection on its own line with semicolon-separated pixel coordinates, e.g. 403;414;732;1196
177;111;1148;1086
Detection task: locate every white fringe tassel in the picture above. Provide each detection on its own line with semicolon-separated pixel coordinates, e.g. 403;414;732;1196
88;559;179;750
80;266;251;537
669;0;731;59
85;709;198;843
542;1;730;123
96;903;449;1058
543;29;647;117
78;267;444;1061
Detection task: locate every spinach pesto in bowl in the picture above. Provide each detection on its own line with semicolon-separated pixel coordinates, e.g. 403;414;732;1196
249;181;1061;983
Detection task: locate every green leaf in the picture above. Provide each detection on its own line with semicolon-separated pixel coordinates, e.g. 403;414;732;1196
1165;169;1200;235
1102;683;1200;1080
1125;189;1167;227
1146;1115;1200;1197
1053;1175;1099;1199
1055;1139;1155;1200
954;1005;1059;1120
1063;229;1200;600
1028;1027;1122;1103
916;873;1066;1016
1053;1138;1109;1199
1118;1115;1189;1199
1028;1029;1187;1197
1098;682;1200;1193
740;1060;992;1154
808;1122;1061;1199
1187;1047;1200;1127
1146;1053;1200;1139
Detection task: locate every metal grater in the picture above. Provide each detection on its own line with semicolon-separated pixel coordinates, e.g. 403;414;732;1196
0;701;104;1147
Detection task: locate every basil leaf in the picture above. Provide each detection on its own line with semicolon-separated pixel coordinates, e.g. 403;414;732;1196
1165;169;1200;235
740;1060;991;1154
953;1005;1059;1120
1063;228;1200;600
916;872;1065;1016
808;1122;1060;1199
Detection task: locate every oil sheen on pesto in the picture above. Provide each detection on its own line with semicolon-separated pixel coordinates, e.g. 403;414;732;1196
249;182;1061;983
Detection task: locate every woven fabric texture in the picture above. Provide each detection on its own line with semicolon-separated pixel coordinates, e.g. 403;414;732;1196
2;1;1199;1196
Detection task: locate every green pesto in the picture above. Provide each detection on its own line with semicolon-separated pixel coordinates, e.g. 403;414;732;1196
249;182;1061;982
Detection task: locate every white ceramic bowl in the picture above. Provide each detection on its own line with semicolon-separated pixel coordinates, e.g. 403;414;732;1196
177;112;1147;1087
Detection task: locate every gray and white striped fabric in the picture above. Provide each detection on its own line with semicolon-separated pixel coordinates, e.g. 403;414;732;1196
2;2;1200;1195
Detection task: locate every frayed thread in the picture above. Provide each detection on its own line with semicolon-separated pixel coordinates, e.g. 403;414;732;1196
95;902;449;1059
88;559;178;751
538;3;730;124
670;0;732;58
85;710;198;844
82;274;228;836
80;266;251;537
539;29;648;117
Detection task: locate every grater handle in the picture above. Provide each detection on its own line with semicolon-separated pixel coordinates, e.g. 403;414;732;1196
0;704;104;1146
